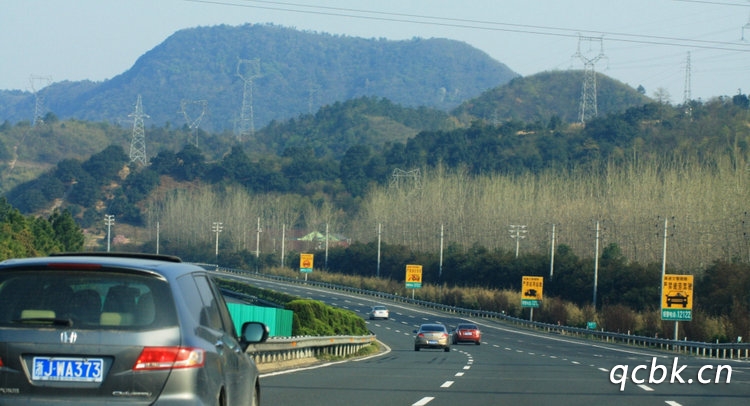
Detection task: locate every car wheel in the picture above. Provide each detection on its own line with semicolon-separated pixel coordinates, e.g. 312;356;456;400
444;346;450;352
414;346;420;351
475;341;480;345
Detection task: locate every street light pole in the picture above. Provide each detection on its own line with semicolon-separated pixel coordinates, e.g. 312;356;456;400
104;214;115;252
509;225;527;258
212;222;223;260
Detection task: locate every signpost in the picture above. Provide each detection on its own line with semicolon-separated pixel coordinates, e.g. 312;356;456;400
661;274;693;321
300;253;313;281
661;273;694;343
405;264;422;299
521;276;543;321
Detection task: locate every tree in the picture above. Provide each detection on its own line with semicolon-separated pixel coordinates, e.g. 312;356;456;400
49;209;84;252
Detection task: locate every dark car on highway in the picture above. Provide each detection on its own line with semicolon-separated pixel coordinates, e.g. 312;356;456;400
0;252;269;405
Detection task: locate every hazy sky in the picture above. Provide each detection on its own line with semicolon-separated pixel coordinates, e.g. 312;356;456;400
2;0;750;103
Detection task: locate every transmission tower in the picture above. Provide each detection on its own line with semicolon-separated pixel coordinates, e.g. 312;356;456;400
29;75;52;126
683;51;692;116
389;168;422;190
572;36;606;124
236;58;261;141
129;94;149;166
180;99;208;146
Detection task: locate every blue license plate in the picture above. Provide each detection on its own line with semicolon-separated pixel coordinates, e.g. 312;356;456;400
32;357;104;382
427;340;438;344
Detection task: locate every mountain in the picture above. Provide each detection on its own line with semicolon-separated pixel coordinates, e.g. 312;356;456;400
0;23;517;132
452;70;651;125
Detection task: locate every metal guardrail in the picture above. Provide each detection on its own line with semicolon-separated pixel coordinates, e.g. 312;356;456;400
214;267;750;361
245;335;377;366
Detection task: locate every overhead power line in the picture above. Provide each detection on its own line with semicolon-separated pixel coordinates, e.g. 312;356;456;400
185;0;750;52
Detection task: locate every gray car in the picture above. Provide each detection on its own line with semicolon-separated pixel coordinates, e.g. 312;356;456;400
0;252;268;405
414;323;450;352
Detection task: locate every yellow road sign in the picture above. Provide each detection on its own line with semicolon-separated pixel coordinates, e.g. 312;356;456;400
522;276;543;300
405;264;422;288
662;274;693;310
300;253;314;273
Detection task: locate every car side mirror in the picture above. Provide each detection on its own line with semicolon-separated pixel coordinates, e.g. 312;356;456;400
241;321;269;345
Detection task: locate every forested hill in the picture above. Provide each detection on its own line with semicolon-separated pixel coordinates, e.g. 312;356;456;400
0;23;517;131
453;70;651;125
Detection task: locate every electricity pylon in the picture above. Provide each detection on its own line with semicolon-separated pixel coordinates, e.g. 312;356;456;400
129;94;149;166
683;51;692;116
572;36;606;124
180;99;208;146
29;75;52;126
236;58;261;141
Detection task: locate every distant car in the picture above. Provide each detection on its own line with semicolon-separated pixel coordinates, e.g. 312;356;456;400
452;323;481;345
414;323;451;352
369;305;389;320
0;252;269;405
666;292;689;307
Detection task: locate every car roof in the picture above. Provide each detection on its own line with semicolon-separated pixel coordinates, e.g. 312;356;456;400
0;253;202;280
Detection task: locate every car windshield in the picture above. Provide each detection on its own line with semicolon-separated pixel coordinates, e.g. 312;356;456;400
0;269;177;330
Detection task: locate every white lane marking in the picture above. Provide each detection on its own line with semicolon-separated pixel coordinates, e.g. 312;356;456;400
463;365;471;370
441;381;454;388
455;372;465;377
412;397;434;406
637;384;654;391
665;401;682;406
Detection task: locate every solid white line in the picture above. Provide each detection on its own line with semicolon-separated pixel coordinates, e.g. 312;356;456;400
441;381;454;388
412;397;435;406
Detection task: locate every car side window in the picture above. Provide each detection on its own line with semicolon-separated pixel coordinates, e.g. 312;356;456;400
194;275;224;331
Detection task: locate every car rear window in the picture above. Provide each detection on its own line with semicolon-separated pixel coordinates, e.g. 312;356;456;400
458;324;477;330
0;270;177;330
421;325;446;332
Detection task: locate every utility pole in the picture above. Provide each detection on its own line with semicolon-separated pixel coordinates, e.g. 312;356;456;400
255;217;261;258
281;224;286;267
593;221;600;308
572;35;606;124
156;221;160;255
104;214;115;252
549;224;556;278
509;225;527;258
212;222;223;260
129;94;149;166
377;223;382;278
439;224;444;279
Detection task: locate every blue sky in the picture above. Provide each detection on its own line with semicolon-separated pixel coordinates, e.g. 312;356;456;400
2;0;750;103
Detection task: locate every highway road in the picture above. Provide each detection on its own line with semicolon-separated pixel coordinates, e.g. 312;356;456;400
232;274;750;405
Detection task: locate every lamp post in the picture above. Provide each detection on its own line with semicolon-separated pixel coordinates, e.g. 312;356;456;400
104;214;115;252
212;222;223;260
509;224;527;258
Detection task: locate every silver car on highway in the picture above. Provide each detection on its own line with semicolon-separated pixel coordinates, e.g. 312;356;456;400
413;323;451;352
0;252;269;405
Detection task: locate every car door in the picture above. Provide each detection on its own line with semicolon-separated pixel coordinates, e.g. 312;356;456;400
193;274;253;405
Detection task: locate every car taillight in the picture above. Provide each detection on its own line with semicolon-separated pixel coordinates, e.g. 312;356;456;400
417;333;425;338
133;347;205;370
0;356;4;367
